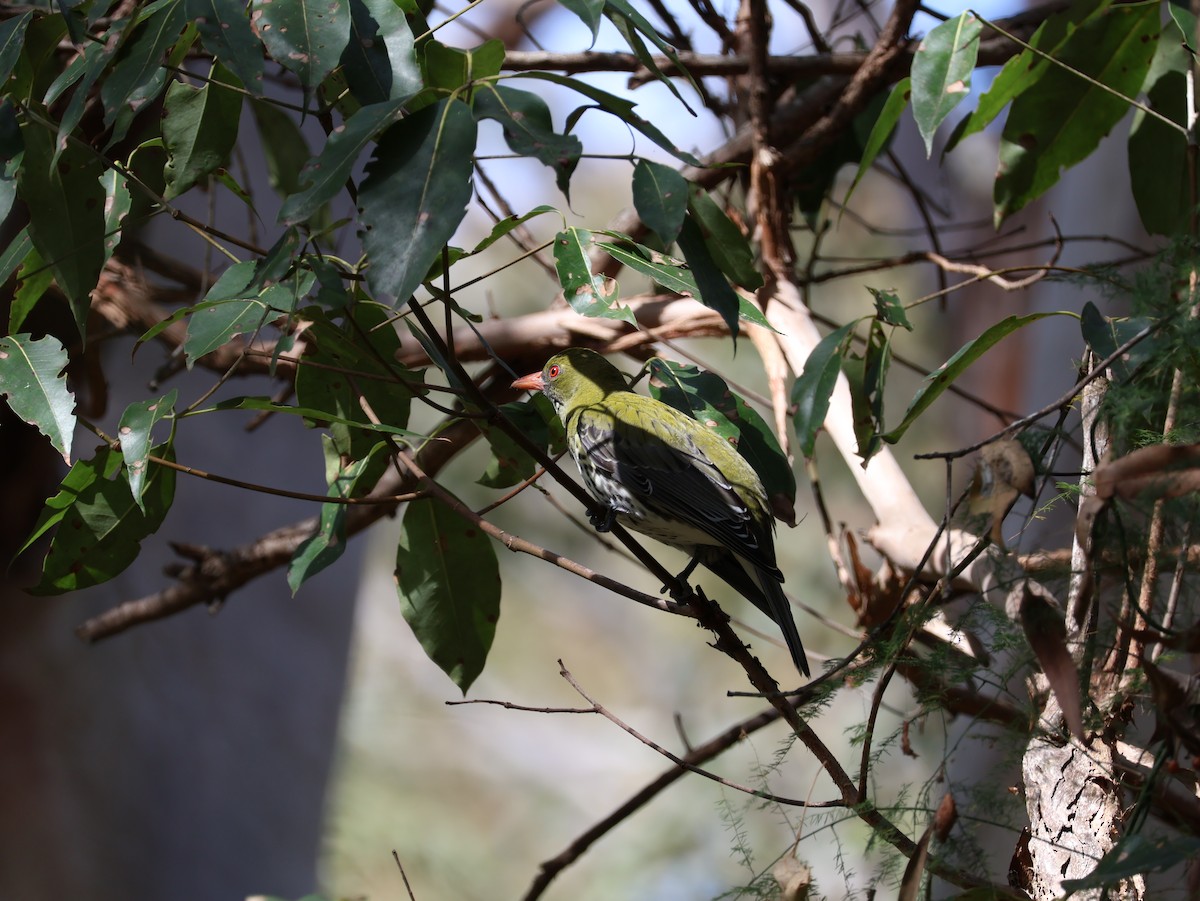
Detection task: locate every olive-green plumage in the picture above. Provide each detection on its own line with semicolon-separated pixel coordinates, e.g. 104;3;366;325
512;348;809;677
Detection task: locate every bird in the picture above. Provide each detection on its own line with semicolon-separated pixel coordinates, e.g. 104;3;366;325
511;348;809;677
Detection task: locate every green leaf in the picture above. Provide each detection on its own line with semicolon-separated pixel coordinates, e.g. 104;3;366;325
552;227;633;324
558;0;604;42
251;100;313;197
845;77;909;207
252;0;351;96
0;333;76;463
118;389;178;510
686;185;763;290
603;1;695;114
396;496;500;693
517;72;700;166
423;38;504;92
475;86;582;199
100;0;187;135
676;215;740;340
868;287;912;330
280;98;408;225
7;232;46;334
994;1;1161;224
342;0;421;105
183;298;271;364
649;359;795;518
632;159;688;244
0;99;21;223
1061;834;1200;892
24;444;176;595
1079;301;1157;382
910;12;982;157
0;11;33;88
792;321;855;459
204;394;424;440
289;439;389;592
359;98;477;303
100;166;133;262
1128;17;1189;236
162;64;242;198
596;238;695;294
18;115;106;338
478;401;548;488
188;0;264;91
294;304;425;459
845;321;890;460
945;0;1111;154
883;313;1066;445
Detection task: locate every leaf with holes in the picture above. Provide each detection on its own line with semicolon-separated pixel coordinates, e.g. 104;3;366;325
251;0;350;96
396;496;500;693
188;0;264;91
0;333;76;463
117;390;178;510
24;444;176;594
910;12;982;157
553;227;633;324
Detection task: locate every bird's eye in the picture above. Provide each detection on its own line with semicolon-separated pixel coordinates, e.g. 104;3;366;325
548;364;560;378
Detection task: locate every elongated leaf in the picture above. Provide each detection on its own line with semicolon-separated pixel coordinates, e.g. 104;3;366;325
342;0;421;105
294;304;425;459
1079;301;1157;383
162;64;242;198
945;1;1111;154
25;445;176;595
189;0;264;91
911;13;982;157
792;322;855;459
18;116;106;336
1129;15;1190;236
252;0;350;95
0;333;76;463
100;167;132;262
0;98;20;223
846;322;890;460
183;298;270;364
250;100;312;197
359;99;476;303
478;401;549;488
633;159;688;244
396;496;500;693
280;99;407;224
205;395;424;440
0;12;31;88
289;439;389;592
475;86;581;198
517;71;700;166
0;227;33;322
676;215;740;340
994;1;1160;223
604;0;695;114
686;185;763;290
9;239;50;334
47;35;116;167
1061;835;1200;893
100;0;186;130
845;77;909;207
883;313;1065;444
558;0;604;42
596;239;695;295
553;227;633;323
118;389;178;509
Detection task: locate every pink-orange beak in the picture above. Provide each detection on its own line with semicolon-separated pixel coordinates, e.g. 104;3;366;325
511;371;544;392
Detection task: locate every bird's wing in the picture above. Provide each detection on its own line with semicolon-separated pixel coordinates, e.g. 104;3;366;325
574;400;780;575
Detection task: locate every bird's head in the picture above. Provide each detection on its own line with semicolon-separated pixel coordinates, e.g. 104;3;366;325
511;348;629;413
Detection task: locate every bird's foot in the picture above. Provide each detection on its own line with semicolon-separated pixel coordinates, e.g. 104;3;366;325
589;505;617;533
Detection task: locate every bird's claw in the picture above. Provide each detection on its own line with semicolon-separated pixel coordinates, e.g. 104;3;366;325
589;505;617;532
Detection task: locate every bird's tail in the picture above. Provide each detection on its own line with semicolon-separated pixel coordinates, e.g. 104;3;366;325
698;550;809;677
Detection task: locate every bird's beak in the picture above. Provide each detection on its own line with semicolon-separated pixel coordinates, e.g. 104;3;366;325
511;372;544;391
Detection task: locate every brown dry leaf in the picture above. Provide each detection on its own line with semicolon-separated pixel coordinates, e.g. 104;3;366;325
968;439;1035;544
772;856;812;901
1017;582;1085;740
933;791;957;842
898;820;935;901
1093;443;1200;502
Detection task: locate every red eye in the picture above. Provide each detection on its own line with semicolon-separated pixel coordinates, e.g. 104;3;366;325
548;364;560;378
